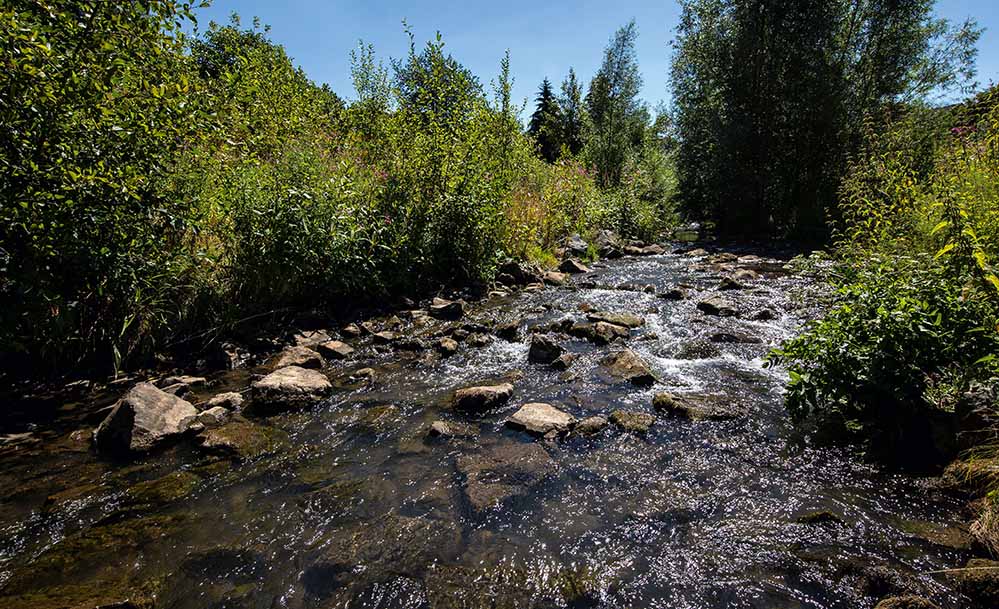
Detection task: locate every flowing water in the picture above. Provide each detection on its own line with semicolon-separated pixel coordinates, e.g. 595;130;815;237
0;249;977;608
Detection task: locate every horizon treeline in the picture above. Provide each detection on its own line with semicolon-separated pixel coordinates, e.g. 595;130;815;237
0;2;675;373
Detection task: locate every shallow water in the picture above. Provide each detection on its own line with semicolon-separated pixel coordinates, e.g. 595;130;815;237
0;249;977;608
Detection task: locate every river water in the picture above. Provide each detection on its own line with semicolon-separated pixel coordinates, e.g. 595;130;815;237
0;248;977;608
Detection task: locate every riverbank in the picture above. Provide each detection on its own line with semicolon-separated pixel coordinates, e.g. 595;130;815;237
2;238;996;608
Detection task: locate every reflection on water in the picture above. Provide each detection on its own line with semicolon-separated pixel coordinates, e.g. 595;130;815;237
0;249;976;608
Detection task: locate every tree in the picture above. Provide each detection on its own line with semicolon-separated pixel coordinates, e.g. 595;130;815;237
528;78;563;162
671;0;981;239
585;21;649;187
559;68;585;156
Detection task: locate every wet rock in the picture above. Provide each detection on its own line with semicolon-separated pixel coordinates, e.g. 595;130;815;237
946;558;999;606
341;323;364;338
551;353;577;371
660;288;688;301
653;392;742;421
528;334;565;364
352;367;377;382
642;244;666;255
718;276;747;291
453;383;514;412
456;442;554;514
195;406;230;428
623;245;646;256
436;337;459;357
316;340;355;360
465;333;492;348
559;258;590;274
158;375;207;389
709;331;763;344
599;349;657;386
126;470;200;506
274;345;323;370
294;330;333;347
574;416;609;435
685;248;708;257
250;366;332;412
160;382;191;397
428;420;479;439
733;268;761;281
874;597;941;609
610;410;656;433
697;295;739;317
430;297;465;320
495;320;521;341
94;382;199;456
709;252;739;264
198;418;289;460
507;403;575;436
352;405;401;434
204;391;244;411
396;337;427;352
372;330;397;344
586;311;644;328
796;510;844;525
674;341;723;360
752;309;777;321
302;514;463;599
898;519;973;550
569;321;629;345
543;270;569;286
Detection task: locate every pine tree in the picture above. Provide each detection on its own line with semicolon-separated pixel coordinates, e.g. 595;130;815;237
528;78;563;162
559;68;585;156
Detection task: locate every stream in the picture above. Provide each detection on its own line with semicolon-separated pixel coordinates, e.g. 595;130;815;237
0;247;978;609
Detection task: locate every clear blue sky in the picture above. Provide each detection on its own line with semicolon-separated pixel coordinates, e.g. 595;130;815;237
191;0;999;116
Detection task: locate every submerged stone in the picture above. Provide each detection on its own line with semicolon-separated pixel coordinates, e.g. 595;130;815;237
198;418;289;461
456;442;554;514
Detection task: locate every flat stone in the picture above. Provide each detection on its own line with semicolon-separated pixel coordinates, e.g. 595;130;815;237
198;418;289;460
599;349;657;386
453;383;514;412
341;324;363;338
456;442;554;514
559;259;590;274
430;297;465;320
507;403;575;436
316;340;355;360
586;311;644;328
653;392;742;421
158;375;207;389
94;382;199;456
733;268;761;281
543;271;569;286
251;366;332;412
574;416;609;435
697;295;739;317
293;330;333;347
428;420;479;439
372;331;396;344
610;410;656;433
274;345;323;370
204;391;244;411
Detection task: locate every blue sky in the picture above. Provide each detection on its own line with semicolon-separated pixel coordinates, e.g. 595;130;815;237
191;0;999;115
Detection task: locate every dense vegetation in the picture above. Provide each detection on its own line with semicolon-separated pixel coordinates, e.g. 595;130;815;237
0;2;675;373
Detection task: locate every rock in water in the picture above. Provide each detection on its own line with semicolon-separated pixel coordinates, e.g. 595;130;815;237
574;416;609;435
586;311;644;328
453;383;514;412
316;340;355;360
559;258;591;274
697;295;739;317
610;410;656;433
430;297;465;320
436;337;459;357
274;345;324;370
528;335;565;364
507;403;575;436
599;349;657;386
543;271;569;286
456;442;554;514
947;558;999;607
251;366;332;413
198;418;289;460
94;382;199;456
874;597;942;609
204;391;244;411
653;392;742;421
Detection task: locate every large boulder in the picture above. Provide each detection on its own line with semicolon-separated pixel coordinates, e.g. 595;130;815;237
599;349;657;386
452;383;514;412
251;366;332;413
94;382;199;456
456;442;554;514
528;334;565;364
507;403;575;436
586;311;644;328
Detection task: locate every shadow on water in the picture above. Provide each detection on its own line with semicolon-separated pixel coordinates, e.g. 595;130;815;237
0;247;978;608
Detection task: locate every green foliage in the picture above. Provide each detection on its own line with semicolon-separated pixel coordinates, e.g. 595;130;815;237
558;68;586;157
671;0;981;240
528;78;563;163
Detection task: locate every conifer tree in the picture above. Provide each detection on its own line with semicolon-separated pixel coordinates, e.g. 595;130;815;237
559;68;585;156
528;77;563;162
